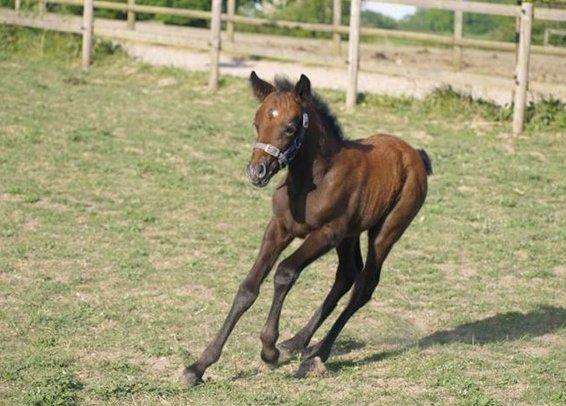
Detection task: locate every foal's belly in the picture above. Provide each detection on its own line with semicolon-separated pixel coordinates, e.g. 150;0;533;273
279;200;384;240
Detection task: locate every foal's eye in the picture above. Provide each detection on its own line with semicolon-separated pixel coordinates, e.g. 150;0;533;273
284;125;296;135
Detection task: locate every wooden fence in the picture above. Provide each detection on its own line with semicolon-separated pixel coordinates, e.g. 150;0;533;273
2;0;566;134
38;0;566;57
544;28;566;45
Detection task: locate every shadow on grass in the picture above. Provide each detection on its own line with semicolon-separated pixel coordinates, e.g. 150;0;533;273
418;305;566;347
327;305;566;371
330;337;367;356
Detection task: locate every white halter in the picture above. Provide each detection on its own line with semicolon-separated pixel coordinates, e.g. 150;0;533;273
253;113;309;168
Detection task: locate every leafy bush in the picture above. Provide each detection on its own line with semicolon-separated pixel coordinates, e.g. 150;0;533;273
362;9;397;30
399;9;454;35
361;86;565;131
525;98;566;130
394;1;566;45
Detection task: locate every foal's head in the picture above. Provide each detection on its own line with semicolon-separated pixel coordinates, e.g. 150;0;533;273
247;71;312;187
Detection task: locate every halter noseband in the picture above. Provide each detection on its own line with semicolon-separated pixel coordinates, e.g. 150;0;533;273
253;112;309;168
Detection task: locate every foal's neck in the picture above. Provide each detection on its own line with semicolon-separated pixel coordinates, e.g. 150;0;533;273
287;107;342;192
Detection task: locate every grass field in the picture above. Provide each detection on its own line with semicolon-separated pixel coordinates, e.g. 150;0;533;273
0;27;565;405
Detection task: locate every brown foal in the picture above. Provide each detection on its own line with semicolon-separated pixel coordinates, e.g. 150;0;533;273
183;72;432;385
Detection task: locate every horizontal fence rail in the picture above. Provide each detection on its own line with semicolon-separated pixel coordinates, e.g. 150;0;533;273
44;0;566;22
48;0;212;18
366;0;521;17
534;7;566;21
367;0;566;21
545;28;566;46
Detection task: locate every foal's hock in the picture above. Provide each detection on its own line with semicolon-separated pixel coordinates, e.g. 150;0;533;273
184;72;432;385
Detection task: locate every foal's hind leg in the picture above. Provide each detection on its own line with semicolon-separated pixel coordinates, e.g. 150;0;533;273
277;236;362;357
295;202;420;378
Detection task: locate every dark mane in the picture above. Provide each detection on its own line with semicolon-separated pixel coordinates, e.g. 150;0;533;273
274;75;345;141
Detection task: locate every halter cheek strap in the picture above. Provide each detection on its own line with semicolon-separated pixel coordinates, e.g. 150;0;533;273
253;112;309;168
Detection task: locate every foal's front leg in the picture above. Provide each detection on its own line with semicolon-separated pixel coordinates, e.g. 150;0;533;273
183;219;292;386
260;226;343;366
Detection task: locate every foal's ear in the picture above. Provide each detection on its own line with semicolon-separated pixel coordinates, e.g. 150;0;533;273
249;71;275;102
294;74;311;100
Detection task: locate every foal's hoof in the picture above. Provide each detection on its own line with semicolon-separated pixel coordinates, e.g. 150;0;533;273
293;357;327;379
260;347;280;367
182;366;203;387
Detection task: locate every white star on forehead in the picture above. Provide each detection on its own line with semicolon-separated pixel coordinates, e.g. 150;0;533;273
270;109;279;118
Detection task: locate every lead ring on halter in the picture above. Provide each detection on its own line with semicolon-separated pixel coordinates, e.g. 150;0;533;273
253;112;309;168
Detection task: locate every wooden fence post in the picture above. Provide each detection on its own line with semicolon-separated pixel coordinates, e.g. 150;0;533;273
127;0;135;29
453;1;463;71
209;0;222;91
333;0;341;53
543;28;549;46
81;0;94;70
227;0;236;42
346;0;361;110
38;0;46;15
513;1;533;135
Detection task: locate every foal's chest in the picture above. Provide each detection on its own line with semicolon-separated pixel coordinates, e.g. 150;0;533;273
272;183;343;238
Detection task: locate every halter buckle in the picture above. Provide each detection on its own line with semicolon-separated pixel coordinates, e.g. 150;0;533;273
302;112;309;129
264;144;281;157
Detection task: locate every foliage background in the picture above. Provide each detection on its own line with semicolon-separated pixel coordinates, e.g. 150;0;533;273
1;0;565;44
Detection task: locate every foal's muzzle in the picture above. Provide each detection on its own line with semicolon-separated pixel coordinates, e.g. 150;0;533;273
247;158;277;188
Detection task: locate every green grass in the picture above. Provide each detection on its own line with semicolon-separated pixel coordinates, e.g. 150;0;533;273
0;27;565;405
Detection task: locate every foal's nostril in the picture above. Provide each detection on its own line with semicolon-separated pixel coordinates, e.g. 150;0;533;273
257;163;267;179
246;162;269;185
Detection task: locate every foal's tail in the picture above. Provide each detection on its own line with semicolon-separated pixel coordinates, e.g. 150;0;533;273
418;149;433;176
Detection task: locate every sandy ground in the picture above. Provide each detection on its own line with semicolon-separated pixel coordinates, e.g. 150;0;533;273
122;41;565;105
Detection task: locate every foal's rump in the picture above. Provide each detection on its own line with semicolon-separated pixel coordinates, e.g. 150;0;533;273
357;133;432;181
341;134;429;231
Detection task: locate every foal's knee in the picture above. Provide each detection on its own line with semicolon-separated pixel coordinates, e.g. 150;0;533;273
340;267;358;290
235;281;259;309
354;273;382;308
274;262;298;288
